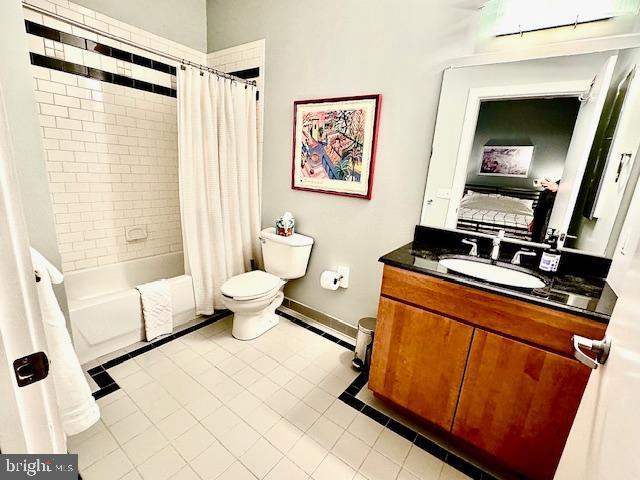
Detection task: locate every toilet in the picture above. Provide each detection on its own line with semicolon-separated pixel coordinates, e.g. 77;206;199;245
221;227;314;340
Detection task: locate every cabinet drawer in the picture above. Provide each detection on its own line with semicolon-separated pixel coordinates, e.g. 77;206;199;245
380;265;606;356
369;297;473;430
452;330;591;480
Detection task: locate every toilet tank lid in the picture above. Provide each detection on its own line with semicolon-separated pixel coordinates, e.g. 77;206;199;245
260;227;314;247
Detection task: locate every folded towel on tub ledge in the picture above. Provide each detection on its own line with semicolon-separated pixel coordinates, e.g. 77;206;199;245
136;279;173;341
30;247;100;436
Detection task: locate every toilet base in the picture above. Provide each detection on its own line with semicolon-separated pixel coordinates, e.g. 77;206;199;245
232;311;280;340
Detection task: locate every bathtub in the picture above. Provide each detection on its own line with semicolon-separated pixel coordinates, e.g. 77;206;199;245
66;252;196;364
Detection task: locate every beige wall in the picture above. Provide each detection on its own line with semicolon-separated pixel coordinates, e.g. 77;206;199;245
207;0;478;326
71;0;207;52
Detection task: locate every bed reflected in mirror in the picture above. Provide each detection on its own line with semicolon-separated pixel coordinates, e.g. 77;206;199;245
456;97;580;243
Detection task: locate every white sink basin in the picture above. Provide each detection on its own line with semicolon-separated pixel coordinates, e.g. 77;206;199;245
439;258;545;289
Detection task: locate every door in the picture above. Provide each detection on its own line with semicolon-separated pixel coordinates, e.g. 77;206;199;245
607;149;640;294
0;85;65;453
452;330;591;480
369;297;473;430
549;55;618;236
555;214;640;478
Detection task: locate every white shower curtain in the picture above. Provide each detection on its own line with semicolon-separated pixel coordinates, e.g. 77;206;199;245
177;66;261;314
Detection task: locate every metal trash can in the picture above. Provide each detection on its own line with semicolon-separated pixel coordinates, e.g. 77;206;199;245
352;317;376;371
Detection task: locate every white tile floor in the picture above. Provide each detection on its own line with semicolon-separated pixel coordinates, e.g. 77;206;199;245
72;315;471;480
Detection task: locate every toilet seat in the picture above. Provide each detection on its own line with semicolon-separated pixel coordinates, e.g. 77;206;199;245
221;270;283;301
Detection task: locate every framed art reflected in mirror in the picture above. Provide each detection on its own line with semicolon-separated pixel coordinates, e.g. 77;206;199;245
479;146;534;178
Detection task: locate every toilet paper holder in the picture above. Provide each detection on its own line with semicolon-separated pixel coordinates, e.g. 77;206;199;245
321;266;350;290
336;266;350;288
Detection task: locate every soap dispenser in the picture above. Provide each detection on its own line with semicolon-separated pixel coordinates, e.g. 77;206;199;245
539;234;562;273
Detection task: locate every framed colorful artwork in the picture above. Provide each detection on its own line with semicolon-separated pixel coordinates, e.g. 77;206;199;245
291;94;381;199
479;146;534;177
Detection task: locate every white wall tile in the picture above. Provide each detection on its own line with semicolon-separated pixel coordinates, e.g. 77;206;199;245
23;0;204;272
33;71;181;272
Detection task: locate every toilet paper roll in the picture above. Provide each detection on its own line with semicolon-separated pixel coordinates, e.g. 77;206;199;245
320;270;340;290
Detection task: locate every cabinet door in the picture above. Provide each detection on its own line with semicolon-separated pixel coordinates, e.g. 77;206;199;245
369;297;473;430
452;330;591;480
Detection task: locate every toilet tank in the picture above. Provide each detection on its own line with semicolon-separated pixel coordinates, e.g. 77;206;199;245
259;227;314;279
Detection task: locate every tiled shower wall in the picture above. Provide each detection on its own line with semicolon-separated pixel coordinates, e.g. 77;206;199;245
32;66;182;271
23;0;206;272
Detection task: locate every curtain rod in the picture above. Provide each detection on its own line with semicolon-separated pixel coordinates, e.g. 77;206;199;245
22;1;257;87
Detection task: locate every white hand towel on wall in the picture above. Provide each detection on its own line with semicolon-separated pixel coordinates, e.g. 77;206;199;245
30;248;100;436
136;279;173;341
177;66;261;315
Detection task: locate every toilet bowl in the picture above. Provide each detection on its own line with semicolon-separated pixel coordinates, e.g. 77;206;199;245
221;270;285;340
221;228;314;340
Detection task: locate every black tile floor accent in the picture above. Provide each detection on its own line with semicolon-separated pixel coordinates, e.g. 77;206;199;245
387;418;418;443
275;308;356;351
25;20;177;76
90;370;115;389
87;307;500;480
89;309;231;399
30;53;177;98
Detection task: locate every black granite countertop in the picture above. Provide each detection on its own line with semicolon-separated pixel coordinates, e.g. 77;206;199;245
379;227;617;323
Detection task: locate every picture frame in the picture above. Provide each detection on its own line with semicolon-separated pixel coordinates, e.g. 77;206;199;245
479;145;534;178
291;94;381;199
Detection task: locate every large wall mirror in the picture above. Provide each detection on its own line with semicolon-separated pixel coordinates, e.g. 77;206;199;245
421;49;640;257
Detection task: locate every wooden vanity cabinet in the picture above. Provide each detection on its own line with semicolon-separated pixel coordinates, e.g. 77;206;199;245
452;331;591;480
369;297;473;430
370;265;607;480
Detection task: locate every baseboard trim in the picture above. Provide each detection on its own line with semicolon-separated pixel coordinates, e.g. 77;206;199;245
277;306;356;347
282;297;358;339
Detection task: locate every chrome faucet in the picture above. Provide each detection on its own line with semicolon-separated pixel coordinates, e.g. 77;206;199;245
491;229;505;261
511;249;537;265
462;238;478;257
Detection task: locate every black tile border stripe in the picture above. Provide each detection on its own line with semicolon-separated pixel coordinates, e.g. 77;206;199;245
85;307;499;480
25;20;177;76
275;308;356;351
30;53;177;98
89;309;232;399
228;67;260;80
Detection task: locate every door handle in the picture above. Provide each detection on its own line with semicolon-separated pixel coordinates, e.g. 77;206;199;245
572;335;611;369
13;351;49;387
